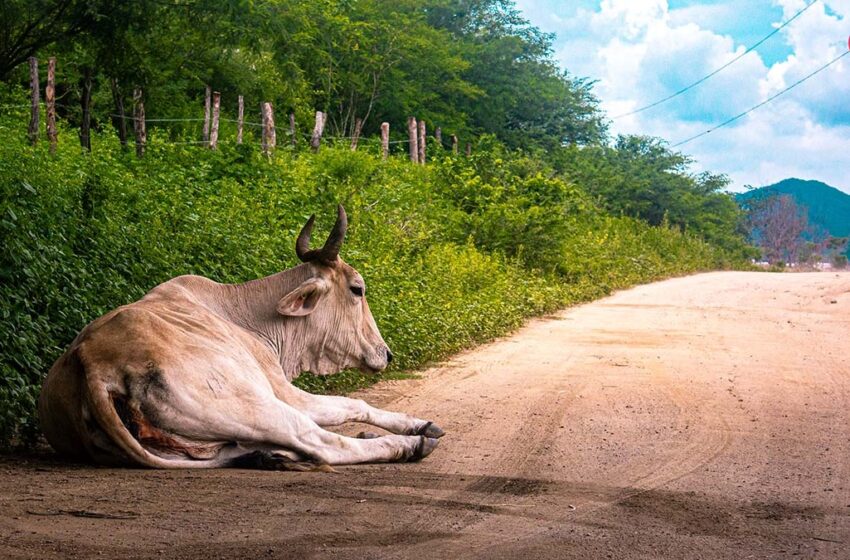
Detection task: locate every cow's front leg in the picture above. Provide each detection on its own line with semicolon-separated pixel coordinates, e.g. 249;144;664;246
255;400;439;465
280;383;445;438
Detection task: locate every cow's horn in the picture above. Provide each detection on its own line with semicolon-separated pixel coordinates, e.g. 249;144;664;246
295;214;316;262
294;205;347;264
319;204;348;261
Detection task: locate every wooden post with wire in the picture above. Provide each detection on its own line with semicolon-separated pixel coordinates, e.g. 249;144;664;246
46;57;57;154
417;119;426;164
380;122;389;160
451;134;458;154
237;95;244;145
209;91;221;149
407;117;418;163
435;127;442;147
310;111;324;151
28;57;39;145
350;117;363;151
203;85;211;144
133;88;146;158
110;78;128;150
261;102;276;155
289;113;297;147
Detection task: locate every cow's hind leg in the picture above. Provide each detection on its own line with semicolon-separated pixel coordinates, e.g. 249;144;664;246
279;383;445;438
120;365;439;467
150;388;438;467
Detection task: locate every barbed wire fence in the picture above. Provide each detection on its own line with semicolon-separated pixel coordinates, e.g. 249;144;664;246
4;56;469;163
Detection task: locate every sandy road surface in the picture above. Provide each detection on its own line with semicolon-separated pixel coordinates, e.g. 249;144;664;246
2;271;849;559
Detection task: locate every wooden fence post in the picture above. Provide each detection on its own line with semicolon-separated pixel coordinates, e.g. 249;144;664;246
203;85;211;144
310;111;324;151
380;122;389;160
237;95;244;144
28;57;39;145
133;88;146;158
465;142;471;157
407;117;418;163
435;127;442;147
451;134;458;154
79;68;92;151
350;117;363;151
209;91;221;149
46;57;57;154
417;119;426;164
110;78;128;149
262;102;275;155
289;113;297;147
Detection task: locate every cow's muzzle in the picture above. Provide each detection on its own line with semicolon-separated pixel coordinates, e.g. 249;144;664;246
362;346;392;372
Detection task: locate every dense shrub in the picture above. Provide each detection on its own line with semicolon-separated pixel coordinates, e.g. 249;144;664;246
0;113;743;447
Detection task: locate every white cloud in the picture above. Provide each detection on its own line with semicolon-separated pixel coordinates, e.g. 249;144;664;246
668;4;736;29
540;0;850;193
765;0;850;124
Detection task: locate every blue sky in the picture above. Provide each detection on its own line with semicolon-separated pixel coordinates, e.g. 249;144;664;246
514;1;850;193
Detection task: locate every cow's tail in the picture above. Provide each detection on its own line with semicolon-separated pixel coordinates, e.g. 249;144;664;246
84;371;221;469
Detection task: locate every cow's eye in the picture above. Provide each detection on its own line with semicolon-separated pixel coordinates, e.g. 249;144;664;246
350;286;364;297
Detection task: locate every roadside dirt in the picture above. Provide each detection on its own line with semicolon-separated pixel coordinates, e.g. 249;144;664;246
2;271;849;559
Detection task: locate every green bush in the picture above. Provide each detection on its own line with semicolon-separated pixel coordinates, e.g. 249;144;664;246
0;113;743;448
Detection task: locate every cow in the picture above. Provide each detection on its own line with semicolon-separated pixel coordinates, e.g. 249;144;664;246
38;205;443;470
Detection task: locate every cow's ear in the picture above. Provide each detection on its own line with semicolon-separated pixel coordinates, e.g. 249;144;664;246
277;278;328;317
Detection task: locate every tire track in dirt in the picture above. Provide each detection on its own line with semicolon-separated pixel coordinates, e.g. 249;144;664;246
426;308;738;558
364;339;590;552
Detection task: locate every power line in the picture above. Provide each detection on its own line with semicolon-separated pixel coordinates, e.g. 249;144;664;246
671;48;849;148
613;0;819;119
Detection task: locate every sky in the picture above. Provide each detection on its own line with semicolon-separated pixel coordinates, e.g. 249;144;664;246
513;0;850;193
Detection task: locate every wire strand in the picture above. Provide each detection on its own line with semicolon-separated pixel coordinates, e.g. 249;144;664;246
671;48;849;148
613;0;820;119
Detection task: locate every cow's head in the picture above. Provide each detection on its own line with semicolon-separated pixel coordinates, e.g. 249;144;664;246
277;205;393;375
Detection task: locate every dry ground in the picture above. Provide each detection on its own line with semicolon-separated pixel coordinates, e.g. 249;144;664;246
2;271;849;559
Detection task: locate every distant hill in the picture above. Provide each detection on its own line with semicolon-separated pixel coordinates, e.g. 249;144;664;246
736;179;850;256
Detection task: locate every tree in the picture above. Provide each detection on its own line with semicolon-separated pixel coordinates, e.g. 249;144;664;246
0;0;94;79
548;135;748;255
744;194;809;264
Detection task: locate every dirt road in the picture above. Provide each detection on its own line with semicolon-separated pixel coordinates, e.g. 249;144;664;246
2;271;849;559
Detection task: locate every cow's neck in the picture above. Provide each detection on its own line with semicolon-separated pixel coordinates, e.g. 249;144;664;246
214;263;315;380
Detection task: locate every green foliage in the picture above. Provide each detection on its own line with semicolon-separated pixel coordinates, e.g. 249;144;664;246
1;0;606;152
0;105;744;448
550;137;752;257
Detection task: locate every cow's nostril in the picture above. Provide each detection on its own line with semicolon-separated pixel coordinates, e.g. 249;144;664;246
386;349;393;363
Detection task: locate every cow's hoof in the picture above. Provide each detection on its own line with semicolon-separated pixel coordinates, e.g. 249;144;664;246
409;436;439;461
415;421;445;439
357;431;381;439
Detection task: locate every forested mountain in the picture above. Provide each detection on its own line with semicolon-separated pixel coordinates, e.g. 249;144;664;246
737;179;850;243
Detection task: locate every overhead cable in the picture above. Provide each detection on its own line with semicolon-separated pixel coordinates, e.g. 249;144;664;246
613;0;820;119
671;48;849;148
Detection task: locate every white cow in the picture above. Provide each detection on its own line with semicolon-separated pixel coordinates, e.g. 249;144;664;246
38;205;442;470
